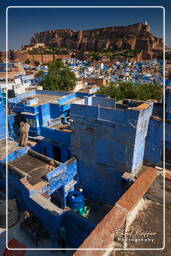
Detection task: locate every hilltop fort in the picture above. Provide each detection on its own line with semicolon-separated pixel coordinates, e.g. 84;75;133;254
27;23;163;59
0;23;163;63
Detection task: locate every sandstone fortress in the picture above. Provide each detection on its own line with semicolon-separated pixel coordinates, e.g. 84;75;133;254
0;23;163;63
28;23;163;58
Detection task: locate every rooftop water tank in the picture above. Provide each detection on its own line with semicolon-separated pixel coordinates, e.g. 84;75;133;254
68;191;85;211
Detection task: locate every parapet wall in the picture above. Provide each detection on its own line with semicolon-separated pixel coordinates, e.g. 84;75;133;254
74;167;158;255
71;103;139;123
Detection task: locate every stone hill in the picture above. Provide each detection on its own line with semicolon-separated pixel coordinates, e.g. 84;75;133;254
28;23;163;59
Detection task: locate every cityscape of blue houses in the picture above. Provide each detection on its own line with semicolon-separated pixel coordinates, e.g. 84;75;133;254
0;83;170;249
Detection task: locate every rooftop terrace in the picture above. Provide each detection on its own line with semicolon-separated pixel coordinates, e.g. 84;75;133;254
9;150;59;185
0;139;23;160
22;94;62;105
8;90;69;105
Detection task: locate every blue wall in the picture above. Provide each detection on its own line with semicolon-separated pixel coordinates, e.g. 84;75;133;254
132;104;154;170
41;126;71;145
144;90;171;166
70;103;153;205
61;211;95;248
166;88;171;113
144;116;163;166
144;117;171;166
33;126;71;162
8;113;19;139
44;158;77;196
0;103;6;141
91;96;116;108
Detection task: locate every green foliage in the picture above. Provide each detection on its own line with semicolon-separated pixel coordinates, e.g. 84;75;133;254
110;49;141;60
28;47;45;55
98;82;162;101
100;48;111;53
158;53;171;60
36;47;68;55
28;48;39;55
24;59;30;64
87;51;99;59
34;61;40;66
85;48;140;61
35;70;44;78
40;60;76;91
135;83;162;101
8;49;14;60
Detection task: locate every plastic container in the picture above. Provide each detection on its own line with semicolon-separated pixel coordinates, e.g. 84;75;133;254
68;191;85;211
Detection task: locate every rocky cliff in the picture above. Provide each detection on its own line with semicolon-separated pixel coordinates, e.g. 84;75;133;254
29;23;163;53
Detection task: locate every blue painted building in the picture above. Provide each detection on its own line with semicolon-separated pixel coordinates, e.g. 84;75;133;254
7;90;98;163
144;88;171;166
3;87;169;248
0;89;6;141
8;90;96;137
0;145;94;246
0;89;30;189
8;90;69;136
0;88;95;246
20;74;35;85
70;97;153;205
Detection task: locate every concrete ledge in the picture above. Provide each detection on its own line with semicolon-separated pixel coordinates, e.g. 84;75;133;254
116;167;158;213
128;103;150;111
166;171;171;181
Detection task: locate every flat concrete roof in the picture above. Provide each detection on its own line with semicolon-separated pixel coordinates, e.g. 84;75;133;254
0;139;22;160
23;94;62;105
10;152;56;185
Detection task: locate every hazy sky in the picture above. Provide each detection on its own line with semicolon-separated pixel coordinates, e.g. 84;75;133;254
0;0;171;51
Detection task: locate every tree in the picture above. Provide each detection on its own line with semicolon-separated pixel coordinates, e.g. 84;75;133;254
98;81;162;102
8;49;15;60
35;70;45;78
98;82;137;100
40;59;76;91
158;53;171;60
34;61;40;66
136;83;162;101
24;59;30;64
